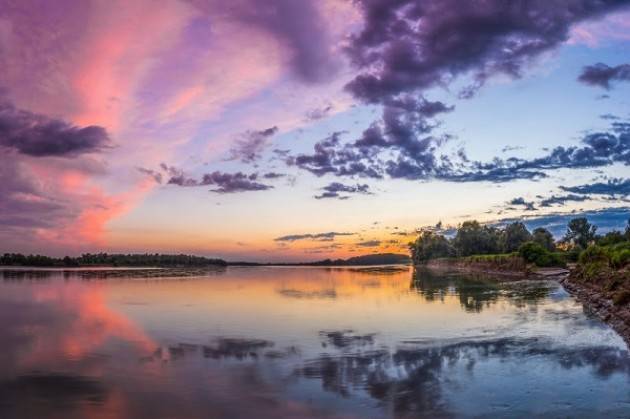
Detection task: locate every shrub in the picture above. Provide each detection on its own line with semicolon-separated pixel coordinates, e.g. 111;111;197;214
518;241;565;267
519;242;547;264
578;245;608;265
566;245;583;263
611;249;630;269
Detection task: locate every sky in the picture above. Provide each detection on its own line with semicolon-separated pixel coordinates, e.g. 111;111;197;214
1;0;630;262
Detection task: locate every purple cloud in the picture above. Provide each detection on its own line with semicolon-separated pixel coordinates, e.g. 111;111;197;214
0;100;110;157
314;182;372;200
227;126;278;163
345;0;630;103
162;164;273;193
190;0;339;83
578;62;630;89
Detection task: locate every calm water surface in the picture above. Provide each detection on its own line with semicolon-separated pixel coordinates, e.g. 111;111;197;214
1;266;629;418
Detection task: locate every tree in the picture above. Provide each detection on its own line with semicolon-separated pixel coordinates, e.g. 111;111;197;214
564;217;597;249
597;230;626;246
532;227;555;252
500;222;532;253
410;231;455;264
453;221;501;256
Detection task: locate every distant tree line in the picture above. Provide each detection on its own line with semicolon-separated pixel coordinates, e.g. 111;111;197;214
0;253;227;268
409;217;630;267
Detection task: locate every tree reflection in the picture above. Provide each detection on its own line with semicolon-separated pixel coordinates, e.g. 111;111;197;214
410;268;553;312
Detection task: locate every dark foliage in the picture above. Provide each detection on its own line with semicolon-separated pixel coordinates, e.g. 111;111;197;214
0;253;227;267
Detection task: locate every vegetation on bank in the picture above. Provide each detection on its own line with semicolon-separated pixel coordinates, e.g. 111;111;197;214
410;216;630;273
231;253;411;267
571;237;630;306
308;253;410;266
0;253;227;268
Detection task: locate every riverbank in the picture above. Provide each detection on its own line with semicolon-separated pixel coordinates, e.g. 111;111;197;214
558;265;630;346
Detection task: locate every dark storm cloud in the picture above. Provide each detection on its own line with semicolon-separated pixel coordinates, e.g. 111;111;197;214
560;178;630;196
345;0;630;103
539;194;591;207
508;197;537;211
226;126;278;163
578;63;630;89
0;100;109;157
314;182;371;200
274;232;355;242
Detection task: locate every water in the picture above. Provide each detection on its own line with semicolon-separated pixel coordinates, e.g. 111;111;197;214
0;266;629;418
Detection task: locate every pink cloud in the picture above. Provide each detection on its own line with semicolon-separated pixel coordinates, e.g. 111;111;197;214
569;10;630;47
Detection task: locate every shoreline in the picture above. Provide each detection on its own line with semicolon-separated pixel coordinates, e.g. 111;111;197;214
558;275;630;347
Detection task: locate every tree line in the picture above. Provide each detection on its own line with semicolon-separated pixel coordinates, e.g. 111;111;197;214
409;217;630;267
0;253;227;268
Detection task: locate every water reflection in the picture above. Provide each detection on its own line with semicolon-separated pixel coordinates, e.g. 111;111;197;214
411;268;554;312
297;335;630;417
0;267;628;418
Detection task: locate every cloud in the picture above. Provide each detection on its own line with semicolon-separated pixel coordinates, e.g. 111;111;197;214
0;158;71;230
345;0;630;103
288;96;455;180
304;104;334;121
508;197;537;211
262;172;285;179
295;1;630;188
314;182;372;200
274;231;355;242
355;240;381;247
539;194;591;207
578;62;630;89
0;100;110;157
226;126;278;163
289;117;630;184
137;167;163;184
162;165;273;193
498;207;630;238
197;0;340;83
560;178;630;196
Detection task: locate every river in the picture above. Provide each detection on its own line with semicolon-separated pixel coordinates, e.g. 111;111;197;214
0;266;628;418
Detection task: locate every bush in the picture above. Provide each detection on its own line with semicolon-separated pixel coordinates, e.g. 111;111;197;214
566;245;583;263
519;242;546;263
578;245;608;265
611;249;630;269
518;241;565;267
